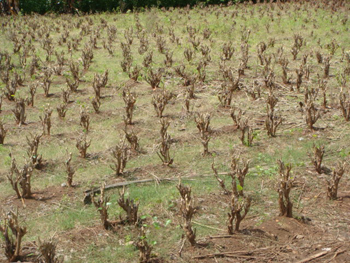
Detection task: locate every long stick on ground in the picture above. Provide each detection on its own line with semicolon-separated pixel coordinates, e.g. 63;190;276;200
295;251;329;263
192;246;276;259
84;178;169;204
83;173;229;204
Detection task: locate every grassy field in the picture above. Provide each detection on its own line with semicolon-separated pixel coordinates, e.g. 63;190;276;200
0;1;350;262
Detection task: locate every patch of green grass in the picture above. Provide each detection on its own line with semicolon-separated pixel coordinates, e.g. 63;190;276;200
27;201;97;239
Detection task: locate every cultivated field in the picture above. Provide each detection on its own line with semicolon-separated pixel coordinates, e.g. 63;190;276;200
0;0;350;262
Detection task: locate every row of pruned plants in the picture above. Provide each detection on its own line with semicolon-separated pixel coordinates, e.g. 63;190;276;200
1;1;349;262
2;142;346;262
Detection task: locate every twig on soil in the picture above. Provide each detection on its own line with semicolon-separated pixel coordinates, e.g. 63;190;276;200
296;251;329;263
315;191;323;199
192;246;276;259
209;232;278;243
209;235;234;239
20;197;26;208
193;253;257;259
148;172;161;186
326;249;346;263
178;235;186;257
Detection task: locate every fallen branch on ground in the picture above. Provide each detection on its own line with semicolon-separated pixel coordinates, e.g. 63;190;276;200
295;251;329;263
83;173;229;204
192;246;276;259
